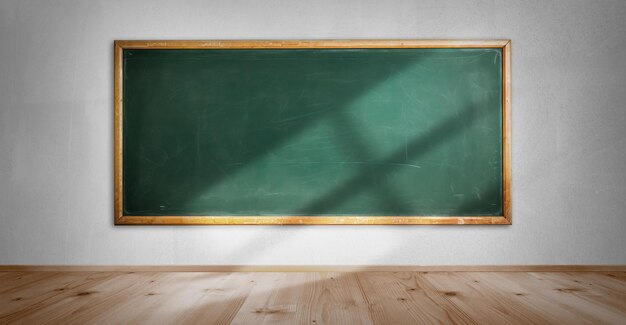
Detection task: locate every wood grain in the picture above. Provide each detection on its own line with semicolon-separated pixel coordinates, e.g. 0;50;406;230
115;215;512;225
502;40;512;223
1;270;625;324
114;39;512;225
114;41;124;223
114;39;510;49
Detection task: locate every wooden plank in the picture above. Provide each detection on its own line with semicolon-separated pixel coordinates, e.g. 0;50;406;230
508;272;626;324
465;272;589;324
305;272;373;325
0;271;624;324
0;271;121;323
354;271;471;324
0;271;57;293
62;272;259;324
231;272;373;324
229;272;302;324
535;272;626;316
419;271;527;324
229;272;315;324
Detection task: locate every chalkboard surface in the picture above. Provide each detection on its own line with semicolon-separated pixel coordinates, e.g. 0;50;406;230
115;40;511;224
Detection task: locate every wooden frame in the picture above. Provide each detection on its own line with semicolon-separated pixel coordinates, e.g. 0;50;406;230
114;39;512;225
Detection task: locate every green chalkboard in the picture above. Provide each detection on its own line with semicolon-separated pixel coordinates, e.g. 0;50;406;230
118;42;508;223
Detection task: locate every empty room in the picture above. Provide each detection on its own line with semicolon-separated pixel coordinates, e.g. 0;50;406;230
1;0;625;324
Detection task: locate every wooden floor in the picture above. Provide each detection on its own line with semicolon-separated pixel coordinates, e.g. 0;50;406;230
1;270;625;324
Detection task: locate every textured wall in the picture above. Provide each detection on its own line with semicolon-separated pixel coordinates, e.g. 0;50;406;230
1;0;625;265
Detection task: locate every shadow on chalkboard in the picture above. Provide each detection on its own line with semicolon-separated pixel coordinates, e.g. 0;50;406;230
320;113;416;215
125;50;501;217
127;54;426;215
297;101;493;216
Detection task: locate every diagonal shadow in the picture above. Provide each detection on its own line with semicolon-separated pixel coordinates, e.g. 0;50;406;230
123;48;503;217
327;113;416;215
123;49;423;215
297;101;497;216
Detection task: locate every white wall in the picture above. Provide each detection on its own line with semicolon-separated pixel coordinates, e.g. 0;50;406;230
1;0;625;265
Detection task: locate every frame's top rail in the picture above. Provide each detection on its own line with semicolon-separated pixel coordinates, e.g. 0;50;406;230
115;39;511;50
